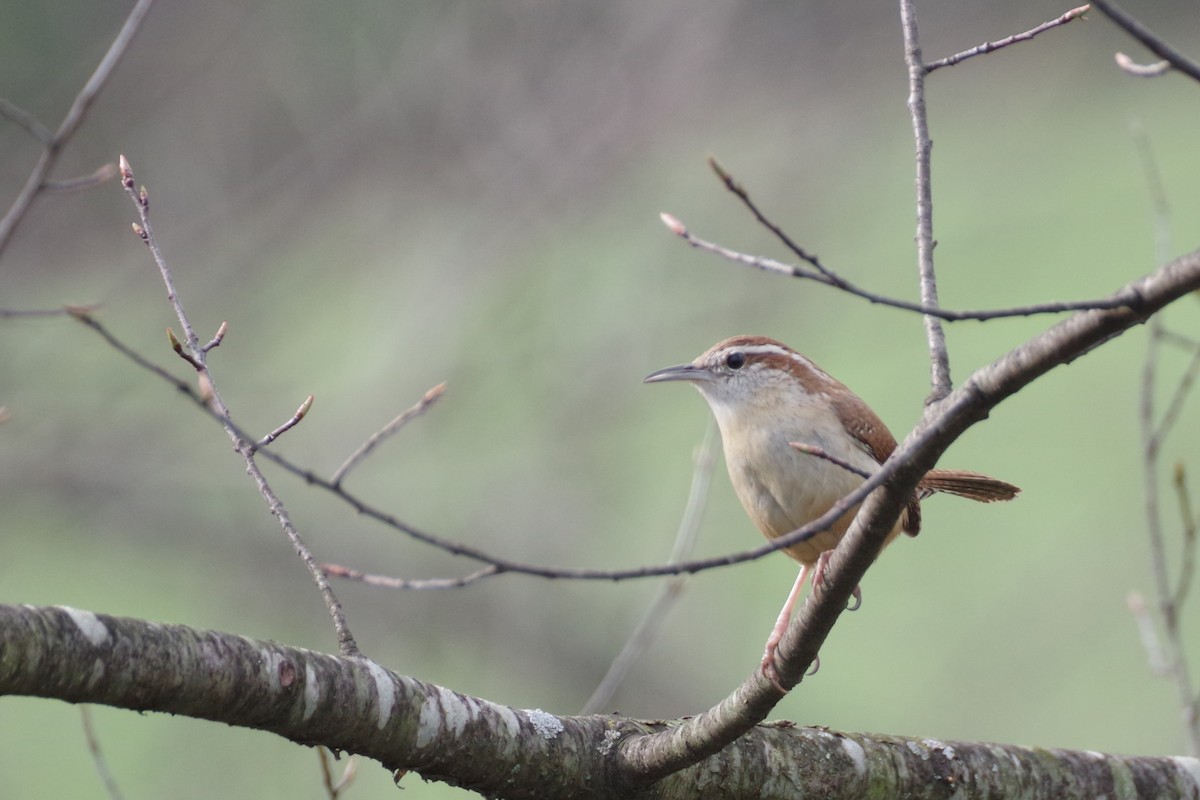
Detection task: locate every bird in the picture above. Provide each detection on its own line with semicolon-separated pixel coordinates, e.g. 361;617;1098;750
645;335;1019;687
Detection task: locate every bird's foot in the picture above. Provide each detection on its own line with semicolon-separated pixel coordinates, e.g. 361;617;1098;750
812;551;863;611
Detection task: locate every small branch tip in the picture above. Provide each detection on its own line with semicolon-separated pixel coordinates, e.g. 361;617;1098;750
425;382;447;402
203;321;229;351
1115;52;1172;77
660;212;687;236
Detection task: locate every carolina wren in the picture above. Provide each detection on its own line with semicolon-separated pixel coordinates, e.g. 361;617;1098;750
645;335;1018;684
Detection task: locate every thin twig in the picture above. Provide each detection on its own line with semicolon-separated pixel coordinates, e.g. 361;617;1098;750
320;563;500;590
1116;53;1172;78
0;97;54;144
1090;0;1200;84
202;321;228;352
659;213;1138;321
42;163;119;194
580;421;717;715
789;443;872;480
1172;465;1197;612
1132;125;1200;756
253;395;314;452
1149;340;1200;450
708;157;842;284
925;5;1091;72
331;382;447;486
1127;591;1168;676
80;706;126;800
117;157;360;658
316;747;356;799
899;0;951;399
0;305;99;318
0;0;155;258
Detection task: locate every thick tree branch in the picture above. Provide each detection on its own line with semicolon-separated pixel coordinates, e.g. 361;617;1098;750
2;604;1198;799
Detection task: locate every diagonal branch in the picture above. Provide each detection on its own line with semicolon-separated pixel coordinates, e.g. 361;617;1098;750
1090;0;1200;84
0;0;154;257
659;212;1138;321
925;5;1092;72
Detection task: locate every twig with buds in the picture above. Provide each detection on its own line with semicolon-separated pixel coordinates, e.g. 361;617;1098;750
115;156;360;658
658;211;1139;321
925;5;1091;72
331;383;447;487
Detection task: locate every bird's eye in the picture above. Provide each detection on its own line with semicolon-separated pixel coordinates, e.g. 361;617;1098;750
726;351;746;370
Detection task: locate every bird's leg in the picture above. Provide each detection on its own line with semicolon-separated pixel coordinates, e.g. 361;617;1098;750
761;563;813;691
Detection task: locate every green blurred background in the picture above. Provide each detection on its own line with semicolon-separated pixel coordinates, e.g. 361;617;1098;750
3;1;1200;797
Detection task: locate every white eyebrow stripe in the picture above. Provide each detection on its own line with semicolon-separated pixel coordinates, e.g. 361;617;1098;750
731;343;835;386
739;344;819;371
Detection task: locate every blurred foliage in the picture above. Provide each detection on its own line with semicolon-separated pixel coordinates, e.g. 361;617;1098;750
2;1;1200;797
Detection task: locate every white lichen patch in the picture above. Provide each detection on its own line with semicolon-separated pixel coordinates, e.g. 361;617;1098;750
526;708;564;740
1170;756;1200;787
415;687;476;748
303;662;319;721
494;704;521;738
57;606;109;646
362;659;395;729
840;738;866;775
599;729;621;756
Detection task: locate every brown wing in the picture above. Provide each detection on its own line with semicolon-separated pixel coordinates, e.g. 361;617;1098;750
827;385;924;536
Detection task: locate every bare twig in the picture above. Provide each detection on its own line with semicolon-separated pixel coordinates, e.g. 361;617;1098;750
1127;591;1168;676
1137;347;1200;755
789;443;872;480
253;395;315;452
1150;339;1200;450
117;157;360;658
1116;53;1172;78
166;326;203;370
320;563;500;590
202;321;228;352
0;0;155;258
80;706;126;800
1133;127;1200;755
1090;0;1200;84
0;97;53;144
331;382;447;487
898;0;951;399
658;213;1139;321
0;305;99;318
1172;465;1197;612
708;157;841;284
580;421;717;715
42;163;120;194
316;747;357;799
925;5;1091;72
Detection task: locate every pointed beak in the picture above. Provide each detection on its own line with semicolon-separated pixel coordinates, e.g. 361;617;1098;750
643;363;714;384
